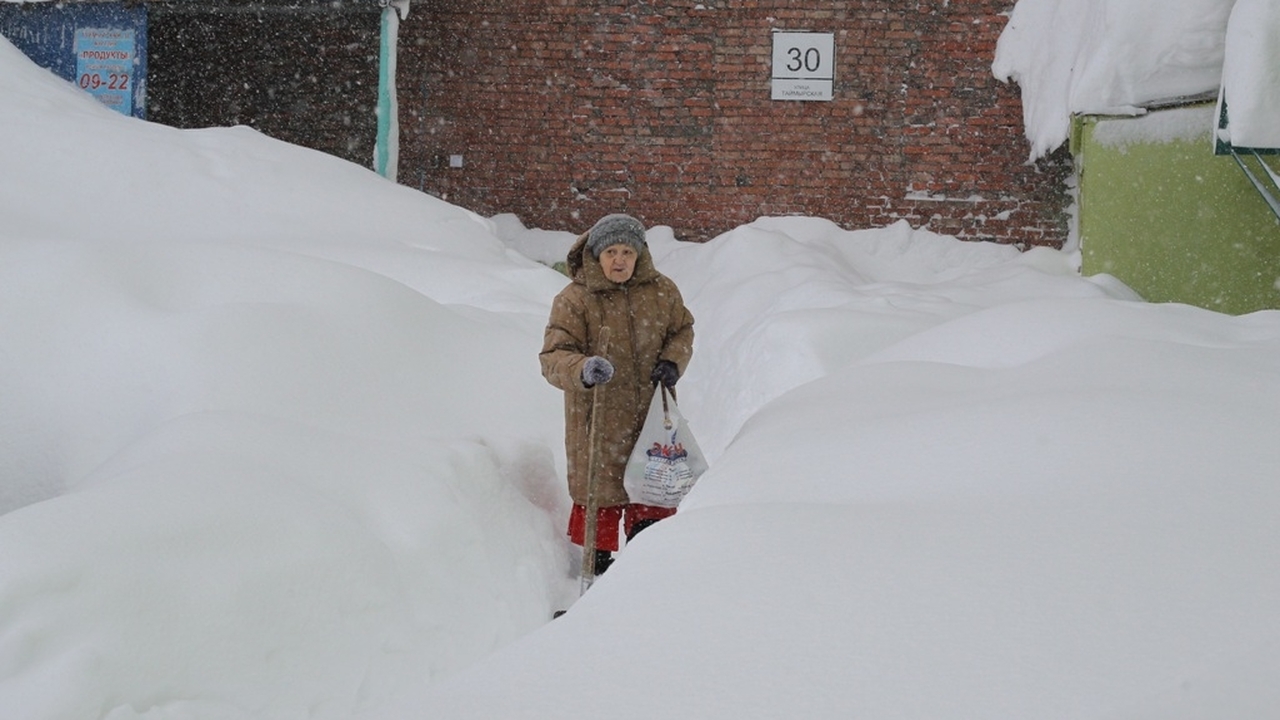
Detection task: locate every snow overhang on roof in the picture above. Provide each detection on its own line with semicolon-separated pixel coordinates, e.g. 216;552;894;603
1212;0;1280;220
1214;0;1280;153
993;0;1236;161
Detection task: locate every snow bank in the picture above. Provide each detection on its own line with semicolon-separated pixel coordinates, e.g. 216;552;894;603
5;26;1280;720
386;216;1280;720
655;217;1117;459
0;37;562;316
0;415;560;719
1;34;577;719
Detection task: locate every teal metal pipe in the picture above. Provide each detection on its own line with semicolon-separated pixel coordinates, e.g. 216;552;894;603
374;3;401;179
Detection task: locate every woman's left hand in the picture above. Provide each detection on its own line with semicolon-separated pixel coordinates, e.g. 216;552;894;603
650;360;680;388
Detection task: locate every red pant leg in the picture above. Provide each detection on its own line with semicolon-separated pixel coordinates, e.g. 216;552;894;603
567;504;624;552
623;504;677;537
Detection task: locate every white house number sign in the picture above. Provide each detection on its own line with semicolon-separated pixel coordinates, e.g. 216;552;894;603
771;32;835;101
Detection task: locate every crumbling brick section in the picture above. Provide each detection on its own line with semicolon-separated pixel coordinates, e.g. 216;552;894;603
398;1;1070;247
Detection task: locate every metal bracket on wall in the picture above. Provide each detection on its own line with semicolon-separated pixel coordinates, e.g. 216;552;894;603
1229;150;1280;222
1215;99;1280;223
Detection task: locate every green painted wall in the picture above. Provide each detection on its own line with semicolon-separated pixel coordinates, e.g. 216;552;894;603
1075;106;1280;315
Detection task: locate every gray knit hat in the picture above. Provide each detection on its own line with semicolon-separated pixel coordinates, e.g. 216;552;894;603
586;214;647;258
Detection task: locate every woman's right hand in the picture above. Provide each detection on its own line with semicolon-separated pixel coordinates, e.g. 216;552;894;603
581;356;615;387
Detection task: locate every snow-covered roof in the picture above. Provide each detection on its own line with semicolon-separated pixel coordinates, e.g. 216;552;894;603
993;0;1277;158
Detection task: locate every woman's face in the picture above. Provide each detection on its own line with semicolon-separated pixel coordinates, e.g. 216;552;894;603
598;244;638;283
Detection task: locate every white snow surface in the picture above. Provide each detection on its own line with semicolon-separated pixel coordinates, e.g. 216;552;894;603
1218;0;1280;149
3;34;1280;720
992;0;1280;158
1091;104;1218;149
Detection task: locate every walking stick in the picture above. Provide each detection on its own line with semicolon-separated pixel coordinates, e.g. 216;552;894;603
580;326;611;594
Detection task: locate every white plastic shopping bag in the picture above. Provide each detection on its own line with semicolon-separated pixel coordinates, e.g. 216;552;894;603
624;385;708;508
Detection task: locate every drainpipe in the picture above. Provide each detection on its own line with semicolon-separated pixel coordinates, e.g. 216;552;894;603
375;0;410;180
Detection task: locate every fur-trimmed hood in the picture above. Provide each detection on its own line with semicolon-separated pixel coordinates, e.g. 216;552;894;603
565;231;662;293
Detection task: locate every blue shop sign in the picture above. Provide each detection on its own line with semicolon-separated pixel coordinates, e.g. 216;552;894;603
0;2;148;119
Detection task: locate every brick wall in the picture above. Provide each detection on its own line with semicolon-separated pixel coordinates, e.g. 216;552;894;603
397;0;1071;246
148;1;380;168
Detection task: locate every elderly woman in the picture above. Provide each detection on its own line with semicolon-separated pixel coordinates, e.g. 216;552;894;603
540;214;695;575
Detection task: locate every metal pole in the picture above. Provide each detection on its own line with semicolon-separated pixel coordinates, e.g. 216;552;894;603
579;326;611;594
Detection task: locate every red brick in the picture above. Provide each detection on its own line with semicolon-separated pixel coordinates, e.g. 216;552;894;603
397;0;1069;246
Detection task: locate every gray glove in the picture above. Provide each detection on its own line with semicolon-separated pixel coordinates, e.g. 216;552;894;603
581;356;615;387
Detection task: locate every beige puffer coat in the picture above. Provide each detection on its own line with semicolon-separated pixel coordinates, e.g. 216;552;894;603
540;232;695;507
